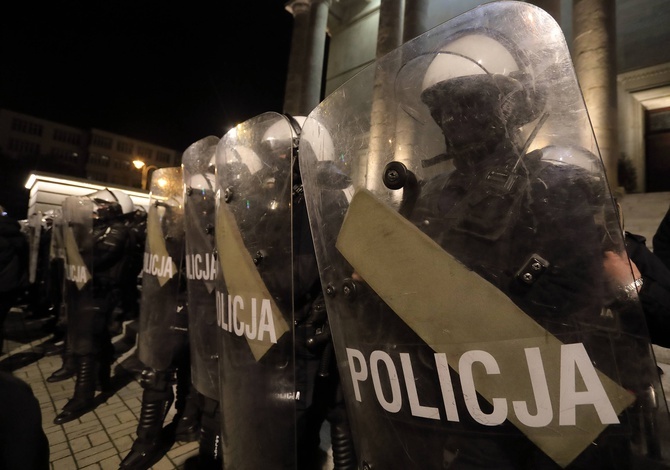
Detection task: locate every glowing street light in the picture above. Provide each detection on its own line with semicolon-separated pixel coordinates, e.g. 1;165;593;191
132;159;158;189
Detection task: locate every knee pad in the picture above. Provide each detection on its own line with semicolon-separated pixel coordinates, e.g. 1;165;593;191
139;367;175;392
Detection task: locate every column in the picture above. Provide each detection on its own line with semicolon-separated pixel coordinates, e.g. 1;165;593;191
377;0;404;57
402;0;428;42
573;0;619;189
393;0;429;171
283;0;311;117
367;0;405;187
283;0;330;117
303;0;330;114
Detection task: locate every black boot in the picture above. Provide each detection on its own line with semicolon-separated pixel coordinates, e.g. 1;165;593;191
329;385;358;470
53;355;98;424
173;378;200;443
119;387;174;470
197;404;223;469
47;347;76;382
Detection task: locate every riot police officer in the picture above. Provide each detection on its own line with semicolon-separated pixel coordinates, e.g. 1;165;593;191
412;30;609;329
182;136;223;469
408;28;631;470
216;114;356;469
44;208;77;379
120;167;199;470
54;189;133;424
298;3;670;469
117;206;147;325
26;211;56;320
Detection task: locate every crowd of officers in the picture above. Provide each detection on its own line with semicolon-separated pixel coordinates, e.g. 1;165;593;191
6;137;353;470
8;133;670;470
6;136;670;470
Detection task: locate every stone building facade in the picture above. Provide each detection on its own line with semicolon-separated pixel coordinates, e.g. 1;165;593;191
282;0;670;193
0;108;179;190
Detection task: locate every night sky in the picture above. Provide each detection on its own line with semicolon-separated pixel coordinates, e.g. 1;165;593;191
0;1;294;152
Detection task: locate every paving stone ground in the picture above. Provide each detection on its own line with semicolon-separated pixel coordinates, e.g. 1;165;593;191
1;309;335;470
1;311;199;470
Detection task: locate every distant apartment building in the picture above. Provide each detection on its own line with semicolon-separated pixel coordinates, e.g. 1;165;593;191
0;108;180;189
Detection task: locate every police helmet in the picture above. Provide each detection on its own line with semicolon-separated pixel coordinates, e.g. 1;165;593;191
87;188;134;221
260;115;306;162
420;30;543;131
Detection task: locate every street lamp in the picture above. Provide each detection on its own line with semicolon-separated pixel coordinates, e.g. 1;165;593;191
132;159;158;190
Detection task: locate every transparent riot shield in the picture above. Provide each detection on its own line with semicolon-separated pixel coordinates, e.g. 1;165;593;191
183;136;220;401
61;196;94;352
33;211;57;316
138;167;187;371
27;211;42;284
49;208;66;263
300;2;670;469
215;112;298;468
62;197;93;291
49;208;67;323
